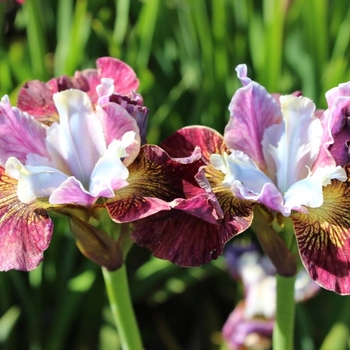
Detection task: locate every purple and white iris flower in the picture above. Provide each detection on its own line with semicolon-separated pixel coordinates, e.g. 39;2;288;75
0;57;212;272
137;64;350;294
223;244;319;350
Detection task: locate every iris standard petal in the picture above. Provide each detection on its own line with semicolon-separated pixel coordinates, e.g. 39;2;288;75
17;57;140;118
325;82;350;135
17;80;60;124
95;57;139;95
224;64;282;172
263;95;322;192
322;82;350;167
53;89;106;187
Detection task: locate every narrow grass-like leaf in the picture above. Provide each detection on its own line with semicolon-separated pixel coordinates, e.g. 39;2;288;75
260;0;286;91
54;0;73;76
55;0;91;76
23;0;48;80
135;0;160;70
0;306;21;343
113;0;130;46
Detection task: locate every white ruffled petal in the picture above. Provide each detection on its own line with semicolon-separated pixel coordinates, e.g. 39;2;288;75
89;138;130;197
53;89;106;187
211;151;275;196
5;157;68;203
262;95;323;193
284;165;347;212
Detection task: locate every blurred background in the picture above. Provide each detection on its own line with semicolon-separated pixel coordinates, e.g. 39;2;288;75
1;0;350;349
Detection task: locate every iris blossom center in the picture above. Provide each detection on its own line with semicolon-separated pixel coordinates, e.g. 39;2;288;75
211;95;347;216
3;82;140;206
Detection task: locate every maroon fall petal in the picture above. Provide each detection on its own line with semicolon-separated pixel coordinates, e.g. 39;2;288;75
291;178;350;294
196;163;255;235
0;167;53;271
130;162;254;267
106;145;220;224
132;209;240;267
160;126;226;162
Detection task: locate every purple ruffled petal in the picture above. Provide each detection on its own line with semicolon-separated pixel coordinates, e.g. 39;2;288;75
108;92;149;145
224;64;282;172
323;82;350;166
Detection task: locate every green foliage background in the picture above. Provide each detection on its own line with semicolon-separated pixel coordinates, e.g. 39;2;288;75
1;0;350;349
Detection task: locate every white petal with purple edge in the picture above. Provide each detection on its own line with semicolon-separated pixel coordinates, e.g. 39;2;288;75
211;151;275;196
49;177;96;206
97;78;114;106
5;157;69;203
89;137;131;197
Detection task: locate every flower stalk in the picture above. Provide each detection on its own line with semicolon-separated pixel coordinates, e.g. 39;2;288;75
251;207;298;349
273;218;298;350
273;274;296;350
102;265;143;350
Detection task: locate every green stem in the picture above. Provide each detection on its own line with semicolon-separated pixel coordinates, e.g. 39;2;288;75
273;274;296;350
102;265;143;350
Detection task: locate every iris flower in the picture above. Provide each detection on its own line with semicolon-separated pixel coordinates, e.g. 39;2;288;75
0;57;211;272
223;243;319;350
137;65;350;294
